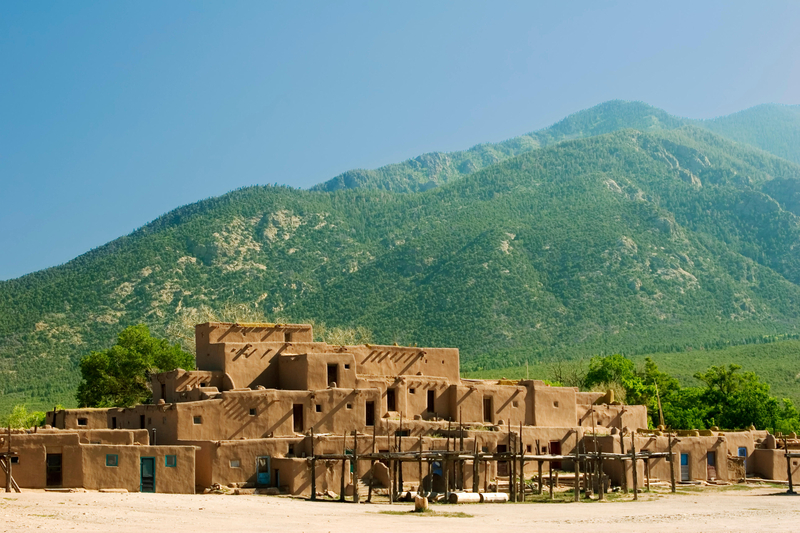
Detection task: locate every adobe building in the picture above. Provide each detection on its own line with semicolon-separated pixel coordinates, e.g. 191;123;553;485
3;322;798;496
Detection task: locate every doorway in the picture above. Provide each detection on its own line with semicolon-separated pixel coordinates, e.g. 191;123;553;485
680;453;690;481
497;444;508;476
327;364;338;387
45;454;62;487
483;397;493;423
365;401;375;427
427;390;435;413
738;447;747;471
292;404;304;432
549;440;562;470
140;457;155;493
386;388;396;412
256;456;271;486
706;451;717;480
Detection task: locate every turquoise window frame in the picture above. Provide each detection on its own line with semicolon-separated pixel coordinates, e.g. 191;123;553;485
106;454;119;467
165;455;177;468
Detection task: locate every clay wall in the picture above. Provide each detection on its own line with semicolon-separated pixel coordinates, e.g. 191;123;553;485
80;445;195;493
450;382;529;426
751;449;800;481
532;382;578;427
196;322;313;352
152;369;224;403
576;404;648;431
0;432;83;489
279;353;358;390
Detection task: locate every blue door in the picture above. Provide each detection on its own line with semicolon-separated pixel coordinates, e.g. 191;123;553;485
140;457;156;493
680;453;689;481
738;447;747;471
256;456;271;486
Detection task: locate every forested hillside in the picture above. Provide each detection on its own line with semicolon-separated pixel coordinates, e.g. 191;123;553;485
2;121;800;416
313;100;800;193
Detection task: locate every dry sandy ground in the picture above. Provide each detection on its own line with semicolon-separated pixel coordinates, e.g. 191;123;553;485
2;486;799;533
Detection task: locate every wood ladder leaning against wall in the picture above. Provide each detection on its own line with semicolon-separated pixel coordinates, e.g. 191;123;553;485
2;425;21;493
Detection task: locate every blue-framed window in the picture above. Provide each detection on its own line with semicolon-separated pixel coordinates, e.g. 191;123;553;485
106;454;119;467
165;455;177;468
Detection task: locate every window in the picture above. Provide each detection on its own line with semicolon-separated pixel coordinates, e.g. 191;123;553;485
249;408;257;416
140;415;145;429
106;454;118;467
160;383;166;400
315;404;322;413
111;417;117;429
346;404;352;410
327;364;338;387
409;388;415;394
200;382;207;388
387;388;396;411
527;445;532;453
10;456;19;464
193;416;202;425
288;444;295;456
284;331;293;342
344;364;350;370
427;390;435;413
230;459;241;468
553;401;559;408
165;455;177;468
292;404;304;432
512;401;519;408
77;418;88;426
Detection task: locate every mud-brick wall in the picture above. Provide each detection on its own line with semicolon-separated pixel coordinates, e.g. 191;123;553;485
81;445;195;493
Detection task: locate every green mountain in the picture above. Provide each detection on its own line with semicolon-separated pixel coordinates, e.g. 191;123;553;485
700;104;800;165
313;101;800;194
3;119;800;416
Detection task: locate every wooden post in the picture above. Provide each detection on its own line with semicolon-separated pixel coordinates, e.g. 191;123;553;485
418;436;423;492
597;454;605;501
785;438;795;495
537;460;543;495
549;460;554;500
428;458;433;494
519;422;525;502
367;424;376;502
509;427;516;502
574;439;580;502
340;432;347;502
445;419;451;496
631;432;638;501
645;457;651;492
310;427;316;501
353;431;359;503
620;431;628;493
472;440;480;493
6;424;11;494
668;431;676;493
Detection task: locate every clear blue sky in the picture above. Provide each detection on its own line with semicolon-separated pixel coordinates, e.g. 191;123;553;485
2;1;800;280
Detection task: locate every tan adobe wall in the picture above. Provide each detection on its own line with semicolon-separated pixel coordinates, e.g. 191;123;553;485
751;449;800;481
450;382;529;426
279;353;358;390
577;404;648;431
532;382;578;427
151;369;224;403
81;445;195;493
0;432;83;489
196;322;313;352
576;391;605;405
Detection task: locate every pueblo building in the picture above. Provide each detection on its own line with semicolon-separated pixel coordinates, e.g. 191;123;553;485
3;322;799;496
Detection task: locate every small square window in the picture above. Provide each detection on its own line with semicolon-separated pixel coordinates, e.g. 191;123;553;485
315;404;322;413
344;364;350;369
200;382;207;388
106;454;118;467
230;459;240;468
77;418;88;426
527;445;532;453
193;416;202;425
10;456;19;464
165;455;177;468
409;388;415;394
288;444;295;456
512;401;519;407
481;446;489;453
249;408;257;416
346;404;352;409
553;401;559;408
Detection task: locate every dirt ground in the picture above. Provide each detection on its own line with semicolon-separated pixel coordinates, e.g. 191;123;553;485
2;486;799;533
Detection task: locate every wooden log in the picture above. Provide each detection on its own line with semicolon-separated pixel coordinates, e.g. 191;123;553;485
340;432;347;502
367;424;376;502
537;460;543;495
353;431;359;503
786;438;796;495
519;422;525;502
573;440;580;502
668;431;676;494
472;441;480;493
549;461;554;500
6;425;11;494
418;436;423;492
631;432;638;501
310;428;316;501
620;431;628;493
645;457;651;492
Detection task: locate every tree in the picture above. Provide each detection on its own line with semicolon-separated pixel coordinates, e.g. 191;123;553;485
1;405;45;428
76;325;195;407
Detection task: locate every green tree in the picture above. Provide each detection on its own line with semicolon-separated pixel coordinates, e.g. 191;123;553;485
1;405;45;428
76;325;194;408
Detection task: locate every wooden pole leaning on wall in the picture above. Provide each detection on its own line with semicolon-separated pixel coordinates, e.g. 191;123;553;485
519;422;525;502
573;437;581;502
6;424;11;494
537;460;543;495
353;431;359;503
630;431;638;501
668;431;676;493
367;423;376;502
472;440;480;493
418;436;423;493
619;430;628;493
340;432;347;502
310;427;316;501
785;438;796;495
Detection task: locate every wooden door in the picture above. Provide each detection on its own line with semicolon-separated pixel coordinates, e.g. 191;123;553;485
45;454;62;487
680;453;690;481
140;457;155;493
